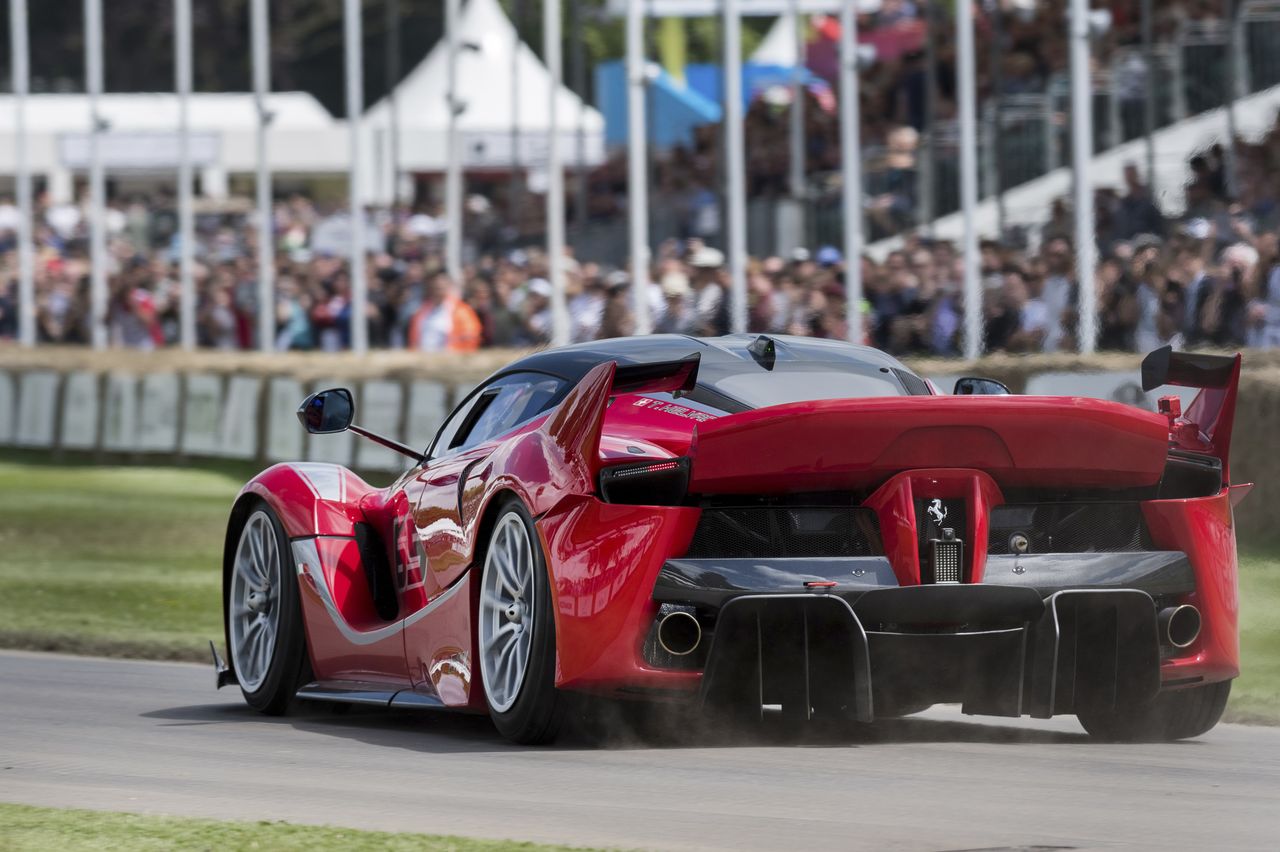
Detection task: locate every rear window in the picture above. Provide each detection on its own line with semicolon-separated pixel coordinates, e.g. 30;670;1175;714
705;362;919;410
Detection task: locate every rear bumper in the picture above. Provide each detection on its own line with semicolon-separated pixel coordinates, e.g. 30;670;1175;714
698;586;1162;722
654;553;1213;721
654;551;1197;607
538;490;1239;701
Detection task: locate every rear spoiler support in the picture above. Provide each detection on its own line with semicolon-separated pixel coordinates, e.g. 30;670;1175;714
1140;346;1242;483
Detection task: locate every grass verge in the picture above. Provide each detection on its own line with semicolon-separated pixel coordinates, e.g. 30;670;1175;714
1227;550;1280;723
0;803;597;851
0;459;1276;722
0;460;239;662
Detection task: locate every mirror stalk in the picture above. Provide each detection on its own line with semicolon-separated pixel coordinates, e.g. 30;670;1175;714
349;423;427;463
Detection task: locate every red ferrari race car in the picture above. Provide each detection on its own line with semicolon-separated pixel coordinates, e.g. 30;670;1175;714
214;335;1247;744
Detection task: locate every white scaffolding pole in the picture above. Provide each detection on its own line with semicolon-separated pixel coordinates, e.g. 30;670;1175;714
85;0;108;349
788;0;805;201
251;0;274;352
957;0;982;361
546;0;570;346
839;0;862;343
345;0;368;353
626;0;651;335
1070;0;1097;354
445;0;464;285
176;0;196;350
723;0;747;335
385;0;402;206
10;0;35;347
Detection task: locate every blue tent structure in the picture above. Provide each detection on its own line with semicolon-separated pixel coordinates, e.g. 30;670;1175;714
686;63;826;111
595;61;722;150
596;60;829;151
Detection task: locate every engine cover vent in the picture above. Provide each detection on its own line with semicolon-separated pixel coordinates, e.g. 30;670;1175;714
685;502;883;559
987;502;1153;555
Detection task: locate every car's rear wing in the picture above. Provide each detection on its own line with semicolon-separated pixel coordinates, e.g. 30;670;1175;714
1140;346;1242;482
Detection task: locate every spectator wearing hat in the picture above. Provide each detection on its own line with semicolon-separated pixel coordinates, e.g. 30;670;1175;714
598;273;635;339
688;244;728;336
1198;243;1257;348
521;278;554;344
656;271;694;334
815;246;843;268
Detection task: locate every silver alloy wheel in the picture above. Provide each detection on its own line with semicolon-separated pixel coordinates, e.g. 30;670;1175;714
229;510;282;693
479;512;537;713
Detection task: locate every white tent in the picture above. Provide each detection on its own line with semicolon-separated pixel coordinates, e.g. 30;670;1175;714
751;14;799;66
364;0;605;180
0;92;347;202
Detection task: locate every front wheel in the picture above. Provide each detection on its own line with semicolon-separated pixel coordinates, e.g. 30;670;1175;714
1077;680;1232;742
226;502;312;715
478;499;566;744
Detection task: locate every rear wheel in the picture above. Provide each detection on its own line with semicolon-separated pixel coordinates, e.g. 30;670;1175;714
478;499;565;744
226;503;311;715
1077;680;1231;742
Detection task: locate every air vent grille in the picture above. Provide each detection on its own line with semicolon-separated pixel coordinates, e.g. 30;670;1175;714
987;503;1152;554
685;503;883;558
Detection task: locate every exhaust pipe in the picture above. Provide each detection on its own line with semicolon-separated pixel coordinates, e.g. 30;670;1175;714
1159;605;1201;649
657;611;702;657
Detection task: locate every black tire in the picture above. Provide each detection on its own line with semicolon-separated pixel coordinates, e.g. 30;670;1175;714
479;498;566;744
1077;680;1232;742
224;500;313;716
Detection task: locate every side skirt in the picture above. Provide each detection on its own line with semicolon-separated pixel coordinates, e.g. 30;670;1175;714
296;680;446;710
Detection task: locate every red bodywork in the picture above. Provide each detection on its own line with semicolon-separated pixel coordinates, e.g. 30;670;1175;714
228;356;1245;712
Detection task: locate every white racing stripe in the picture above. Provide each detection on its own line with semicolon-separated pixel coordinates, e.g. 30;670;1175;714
292;537;465;646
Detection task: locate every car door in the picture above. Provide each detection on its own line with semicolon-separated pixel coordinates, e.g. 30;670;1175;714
409;372;568;603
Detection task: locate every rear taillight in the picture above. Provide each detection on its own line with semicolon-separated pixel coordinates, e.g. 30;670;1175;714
598;457;691;505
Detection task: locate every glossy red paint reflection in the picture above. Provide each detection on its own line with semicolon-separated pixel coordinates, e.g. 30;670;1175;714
1143;490;1241;684
538;496;701;691
690;396;1168;493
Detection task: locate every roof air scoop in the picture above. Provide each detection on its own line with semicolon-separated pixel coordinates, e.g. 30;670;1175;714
747;335;777;370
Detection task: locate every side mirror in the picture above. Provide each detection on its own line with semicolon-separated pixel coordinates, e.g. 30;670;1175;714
953;377;1011;396
297;388;355;434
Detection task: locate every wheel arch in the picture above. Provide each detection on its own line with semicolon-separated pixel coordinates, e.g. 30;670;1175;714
468;485;577;692
470;487;521;567
221;493;269;680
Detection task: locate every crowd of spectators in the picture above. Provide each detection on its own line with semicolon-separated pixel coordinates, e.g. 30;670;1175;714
1;0;1277;356
3;115;1280;356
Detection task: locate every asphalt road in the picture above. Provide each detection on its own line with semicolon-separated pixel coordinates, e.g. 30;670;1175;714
1;651;1278;851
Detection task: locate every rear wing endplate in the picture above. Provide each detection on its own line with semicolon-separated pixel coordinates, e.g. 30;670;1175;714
540;353;701;497
1140;346;1238;392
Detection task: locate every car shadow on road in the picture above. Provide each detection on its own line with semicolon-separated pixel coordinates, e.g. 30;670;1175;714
143;698;1093;754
